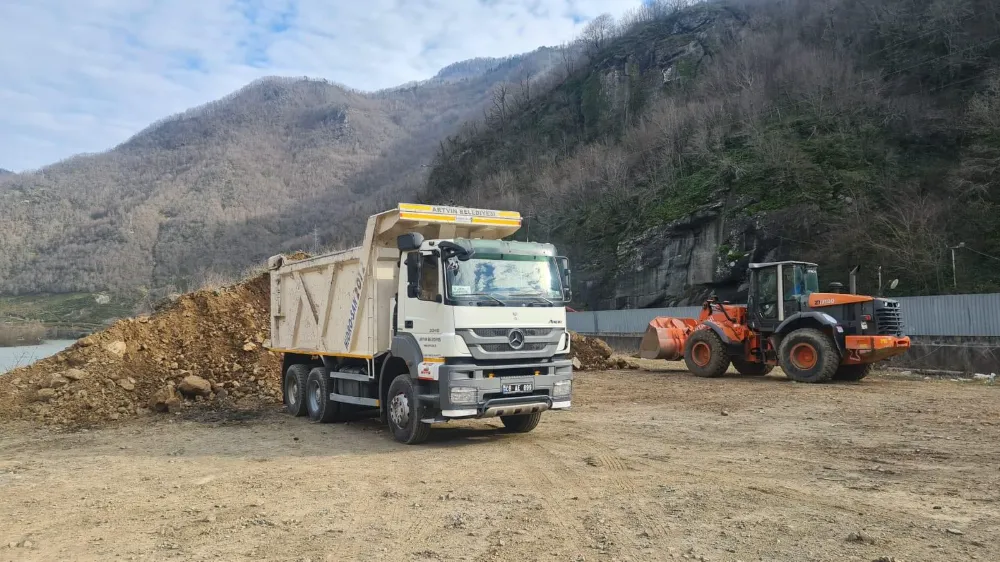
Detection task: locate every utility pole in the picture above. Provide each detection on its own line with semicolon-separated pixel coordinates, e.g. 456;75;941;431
949;242;965;289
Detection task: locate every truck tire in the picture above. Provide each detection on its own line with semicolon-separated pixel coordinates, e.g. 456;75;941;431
283;364;310;417
732;357;773;377
306;367;341;423
387;375;430;444
500;412;542;433
778;328;839;383
683;329;731;378
834;363;872;382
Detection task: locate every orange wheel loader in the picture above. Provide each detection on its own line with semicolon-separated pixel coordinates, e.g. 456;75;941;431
639;261;910;383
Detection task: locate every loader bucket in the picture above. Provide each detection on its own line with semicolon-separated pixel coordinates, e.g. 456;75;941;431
639;317;700;360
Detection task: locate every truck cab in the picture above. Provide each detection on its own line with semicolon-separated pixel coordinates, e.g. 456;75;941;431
390;233;574;437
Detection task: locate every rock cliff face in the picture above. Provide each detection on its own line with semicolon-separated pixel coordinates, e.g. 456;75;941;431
596;199;814;310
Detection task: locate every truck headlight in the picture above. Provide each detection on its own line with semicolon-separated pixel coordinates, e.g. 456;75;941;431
552;380;572;397
450;387;478;404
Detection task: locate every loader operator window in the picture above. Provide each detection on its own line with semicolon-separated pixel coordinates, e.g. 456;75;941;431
757;268;779;319
418;254;440;302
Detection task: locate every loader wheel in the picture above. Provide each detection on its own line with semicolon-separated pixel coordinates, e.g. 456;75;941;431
834;363;872;382
778;328;838;383
684;329;730;378
306;367;341;423
501;412;542;433
387;375;430;445
283;364;310;417
732;357;773;377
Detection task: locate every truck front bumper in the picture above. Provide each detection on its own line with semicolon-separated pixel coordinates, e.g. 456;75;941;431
434;358;573;418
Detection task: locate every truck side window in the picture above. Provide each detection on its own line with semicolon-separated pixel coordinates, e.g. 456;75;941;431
418;254;440;302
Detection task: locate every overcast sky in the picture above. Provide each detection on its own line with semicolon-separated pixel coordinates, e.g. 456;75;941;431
0;0;644;172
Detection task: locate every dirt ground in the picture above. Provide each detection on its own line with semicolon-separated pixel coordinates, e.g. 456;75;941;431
2;363;998;562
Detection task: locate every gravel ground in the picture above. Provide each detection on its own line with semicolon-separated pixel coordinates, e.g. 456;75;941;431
1;363;997;562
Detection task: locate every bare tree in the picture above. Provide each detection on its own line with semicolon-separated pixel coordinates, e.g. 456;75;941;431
579;14;616;54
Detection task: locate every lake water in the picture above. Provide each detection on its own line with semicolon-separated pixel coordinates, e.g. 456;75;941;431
0;340;76;375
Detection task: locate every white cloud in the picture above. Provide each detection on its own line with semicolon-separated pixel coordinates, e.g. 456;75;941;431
0;0;643;171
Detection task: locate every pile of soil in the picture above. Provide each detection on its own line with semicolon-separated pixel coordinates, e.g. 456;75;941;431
0;263;634;427
0;273;283;427
569;332;639;371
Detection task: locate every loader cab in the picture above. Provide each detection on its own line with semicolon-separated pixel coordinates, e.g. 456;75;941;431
747;261;820;333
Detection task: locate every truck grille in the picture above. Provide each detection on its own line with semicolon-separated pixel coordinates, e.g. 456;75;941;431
480;343;548;353
874;299;903;336
471;328;556;338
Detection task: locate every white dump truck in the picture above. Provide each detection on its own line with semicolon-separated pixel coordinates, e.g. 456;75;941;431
266;203;574;444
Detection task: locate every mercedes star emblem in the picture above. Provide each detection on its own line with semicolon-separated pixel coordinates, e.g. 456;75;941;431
507;329;525;350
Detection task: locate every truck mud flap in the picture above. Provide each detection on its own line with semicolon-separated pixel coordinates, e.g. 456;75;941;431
480;396;552;418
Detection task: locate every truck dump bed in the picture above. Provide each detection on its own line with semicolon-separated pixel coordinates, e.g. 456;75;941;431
267;204;522;359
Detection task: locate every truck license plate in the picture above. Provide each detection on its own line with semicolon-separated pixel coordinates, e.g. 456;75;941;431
502;383;533;394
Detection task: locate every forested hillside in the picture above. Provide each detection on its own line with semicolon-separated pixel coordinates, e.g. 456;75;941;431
425;0;1000;308
0;48;563;298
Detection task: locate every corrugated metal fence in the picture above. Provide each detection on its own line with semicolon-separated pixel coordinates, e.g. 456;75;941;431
568;293;1000;337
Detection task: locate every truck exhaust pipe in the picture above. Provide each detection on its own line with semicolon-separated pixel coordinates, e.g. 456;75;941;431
849;265;859;295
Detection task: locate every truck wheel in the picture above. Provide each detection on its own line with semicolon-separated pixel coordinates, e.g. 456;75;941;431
778;328;839;383
386;375;430;444
834;363;872;382
283;364;310;417
306;367;341;423
732;357;773;377
500;412;542;433
683;329;731;378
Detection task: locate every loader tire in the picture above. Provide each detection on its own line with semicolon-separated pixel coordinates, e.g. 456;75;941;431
501;412;542;433
283;364;310;417
732;357;773;377
834;363;872;382
306;367;341;423
387;375;430;445
684;329;730;378
779;328;838;383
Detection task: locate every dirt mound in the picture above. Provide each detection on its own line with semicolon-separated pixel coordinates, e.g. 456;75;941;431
569;333;639;371
0;273;283;427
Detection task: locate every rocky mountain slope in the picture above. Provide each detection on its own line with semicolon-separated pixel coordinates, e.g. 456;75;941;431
0;48;562;298
425;0;1000;308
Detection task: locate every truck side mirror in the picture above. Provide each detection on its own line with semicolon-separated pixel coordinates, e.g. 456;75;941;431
404;253;419;298
557;256;572;303
397;232;424;252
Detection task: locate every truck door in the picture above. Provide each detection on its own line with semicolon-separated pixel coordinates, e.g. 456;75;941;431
398;251;444;356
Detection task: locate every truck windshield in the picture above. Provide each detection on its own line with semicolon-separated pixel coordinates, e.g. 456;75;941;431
445;254;563;305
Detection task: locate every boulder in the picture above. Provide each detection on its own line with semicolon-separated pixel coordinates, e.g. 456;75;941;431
36;388;57;402
149;385;182;413
48;374;70;388
63;368;87;381
178;375;212;397
117;378;135;391
105;341;127;358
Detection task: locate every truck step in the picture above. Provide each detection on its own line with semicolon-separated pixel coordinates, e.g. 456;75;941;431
329;392;379;407
329;370;371;382
418;394;440;404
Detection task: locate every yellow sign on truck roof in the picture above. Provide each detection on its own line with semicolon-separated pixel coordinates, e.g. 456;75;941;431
398;203;521;228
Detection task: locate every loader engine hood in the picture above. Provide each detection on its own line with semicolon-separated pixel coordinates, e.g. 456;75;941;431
807;293;874;308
